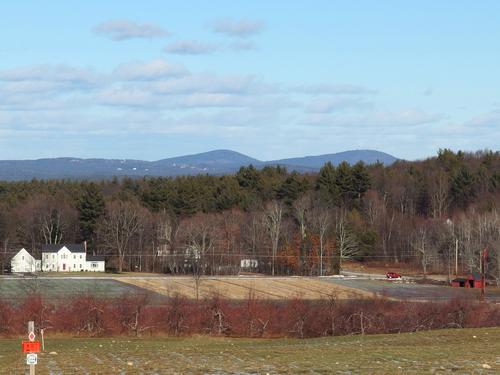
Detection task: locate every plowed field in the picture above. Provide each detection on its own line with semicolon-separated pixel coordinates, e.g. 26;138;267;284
117;276;373;300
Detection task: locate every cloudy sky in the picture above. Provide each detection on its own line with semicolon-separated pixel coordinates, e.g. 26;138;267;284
1;1;499;161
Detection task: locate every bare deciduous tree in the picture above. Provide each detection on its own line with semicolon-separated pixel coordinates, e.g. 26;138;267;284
293;196;309;241
98;200;146;273
430;171;449;219
335;210;358;273
154;210;179;273
308;202;330;276
264;201;283;276
411;224;435;277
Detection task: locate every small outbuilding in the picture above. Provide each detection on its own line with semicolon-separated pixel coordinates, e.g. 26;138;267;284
451;272;484;288
451;277;467;288
11;248;41;273
467;272;484;288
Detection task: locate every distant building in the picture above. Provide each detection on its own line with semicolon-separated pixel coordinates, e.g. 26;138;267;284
11;244;105;273
240;259;259;269
86;255;106;272
10;248;41;273
451;272;484;288
41;244;87;272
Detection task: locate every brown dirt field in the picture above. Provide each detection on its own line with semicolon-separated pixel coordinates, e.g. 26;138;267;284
117;276;373;300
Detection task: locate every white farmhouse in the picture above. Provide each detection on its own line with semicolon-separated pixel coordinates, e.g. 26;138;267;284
10;248;41;273
40;244;105;272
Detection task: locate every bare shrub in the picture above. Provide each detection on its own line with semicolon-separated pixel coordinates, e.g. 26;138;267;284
0;294;498;338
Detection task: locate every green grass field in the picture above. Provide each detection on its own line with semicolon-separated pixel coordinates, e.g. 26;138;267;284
2;328;499;374
0;278;152;302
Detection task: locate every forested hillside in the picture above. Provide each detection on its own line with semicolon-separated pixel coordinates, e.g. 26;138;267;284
0;149;498;281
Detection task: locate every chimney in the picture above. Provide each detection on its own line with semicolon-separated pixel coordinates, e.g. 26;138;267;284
83;240;87;253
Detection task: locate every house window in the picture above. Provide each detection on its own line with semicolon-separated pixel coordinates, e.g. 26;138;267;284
52;254;55;259
73;255;76;259
80;264;83;269
22;256;24;260
91;263;98;268
80;255;83;259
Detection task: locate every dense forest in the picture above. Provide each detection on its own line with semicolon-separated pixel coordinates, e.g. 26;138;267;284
0;149;499;282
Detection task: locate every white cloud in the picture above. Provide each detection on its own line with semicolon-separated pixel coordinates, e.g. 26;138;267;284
211;18;264;38
293;83;377;95
164;40;219;55
306;97;373;113
303;109;444;128
113;59;189;80
0;64;100;85
0;64;103;111
93;20;168;41
149;73;275;95
95;88;160;108
463;112;500;129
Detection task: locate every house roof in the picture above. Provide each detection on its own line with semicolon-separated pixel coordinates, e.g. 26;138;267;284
13;248;40;260
87;255;105;262
41;244;85;253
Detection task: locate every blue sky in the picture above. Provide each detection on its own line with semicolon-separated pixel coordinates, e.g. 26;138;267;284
1;1;499;161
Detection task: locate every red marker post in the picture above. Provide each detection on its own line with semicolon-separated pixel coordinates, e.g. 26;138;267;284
481;248;488;302
23;321;38;374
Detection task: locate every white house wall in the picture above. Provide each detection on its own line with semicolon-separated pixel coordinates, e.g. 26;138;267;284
42;247;86;272
85;261;105;272
14;246;105;273
11;248;38;273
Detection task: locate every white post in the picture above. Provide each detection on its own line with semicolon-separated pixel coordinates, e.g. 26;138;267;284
28;321;35;375
320;248;323;277
41;328;45;351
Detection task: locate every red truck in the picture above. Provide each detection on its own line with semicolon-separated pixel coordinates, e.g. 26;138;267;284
386;272;401;279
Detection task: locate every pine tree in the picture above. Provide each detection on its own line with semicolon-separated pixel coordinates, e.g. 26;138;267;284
334;161;355;205
316;162;339;206
450;166;477;210
77;183;105;249
351;161;371;198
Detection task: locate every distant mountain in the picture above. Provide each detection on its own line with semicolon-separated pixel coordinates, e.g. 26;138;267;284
153;150;261;172
270;150;398;169
0;149;398;181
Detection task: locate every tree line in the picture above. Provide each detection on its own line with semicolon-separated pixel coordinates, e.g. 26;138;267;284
0;149;498;280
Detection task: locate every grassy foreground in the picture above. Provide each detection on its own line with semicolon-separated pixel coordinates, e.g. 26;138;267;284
2;328;500;374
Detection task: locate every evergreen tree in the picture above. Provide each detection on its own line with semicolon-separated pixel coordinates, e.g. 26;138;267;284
316;162;339;206
334;161;355;205
351;161;371;198
277;171;307;205
213;176;241;211
416;183;431;216
236;165;261;191
77;183;105;248
173;177;202;215
449;166;477;210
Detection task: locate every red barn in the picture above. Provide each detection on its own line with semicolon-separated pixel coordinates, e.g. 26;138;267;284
451;272;484;288
467;272;484;288
451;277;466;287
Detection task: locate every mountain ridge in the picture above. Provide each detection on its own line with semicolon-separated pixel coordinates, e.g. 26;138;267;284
0;149;398;181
